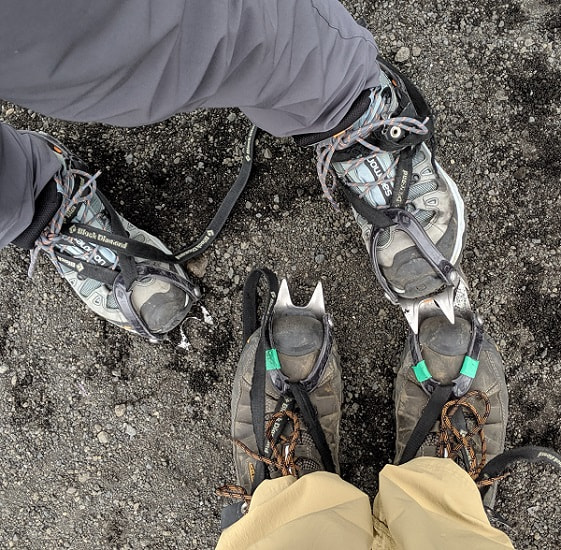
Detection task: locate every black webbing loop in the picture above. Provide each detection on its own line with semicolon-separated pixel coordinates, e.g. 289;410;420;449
398;383;454;465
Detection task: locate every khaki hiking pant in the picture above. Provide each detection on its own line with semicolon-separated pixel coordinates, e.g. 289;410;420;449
216;457;514;550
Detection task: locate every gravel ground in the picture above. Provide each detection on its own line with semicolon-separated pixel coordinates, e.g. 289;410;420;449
1;1;560;549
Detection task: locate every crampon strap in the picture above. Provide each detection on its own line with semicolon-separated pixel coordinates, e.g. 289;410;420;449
341;187;457;305
477;446;561;499
398;383;453;465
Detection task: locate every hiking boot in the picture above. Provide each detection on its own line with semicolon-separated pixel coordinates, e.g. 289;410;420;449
217;270;341;526
394;312;508;506
12;132;200;341
297;58;466;333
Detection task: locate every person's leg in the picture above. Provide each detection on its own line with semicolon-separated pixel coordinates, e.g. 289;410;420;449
216;472;374;550
0;123;59;247
2;126;200;340
380;307;515;548
0;0;379;136
215;459;514;550
0;0;379;246
0;0;464;335
372;458;514;550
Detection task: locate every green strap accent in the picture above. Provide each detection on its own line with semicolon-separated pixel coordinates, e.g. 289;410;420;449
412;360;431;383
460;356;479;378
265;348;282;371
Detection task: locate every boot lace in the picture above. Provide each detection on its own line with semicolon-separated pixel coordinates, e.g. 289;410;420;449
216;410;303;512
28;168;111;276
315;89;430;207
439;390;508;487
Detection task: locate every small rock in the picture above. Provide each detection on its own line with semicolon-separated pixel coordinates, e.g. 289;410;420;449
97;431;110;444
495;89;509;101
187;255;209;278
395;46;410;62
0;364;9;374
412;46;421;57
114;404;126;418
124;424;137;437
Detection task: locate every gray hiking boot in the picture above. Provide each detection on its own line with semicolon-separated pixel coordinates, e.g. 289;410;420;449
217;272;341;525
12;132;200;341
394;313;508;507
297;58;466;333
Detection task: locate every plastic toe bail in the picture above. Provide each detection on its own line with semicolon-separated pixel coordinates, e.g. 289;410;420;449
370;208;461;305
265;314;334;395
112;264;201;342
409;312;484;398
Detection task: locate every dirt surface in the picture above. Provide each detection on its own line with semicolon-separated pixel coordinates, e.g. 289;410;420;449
1;1;560;548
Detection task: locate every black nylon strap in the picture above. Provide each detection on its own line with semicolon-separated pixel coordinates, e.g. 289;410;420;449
61;125;259;273
53;251;119;286
398;383;453;465
262;396;295;459
290;382;336;473
242;267;279;492
391;147;414;209
340;185;395;230
62;221;176;264
97;188;139;290
176;124;258;262
250;337;268;493
478;446;561;483
242;267;279;344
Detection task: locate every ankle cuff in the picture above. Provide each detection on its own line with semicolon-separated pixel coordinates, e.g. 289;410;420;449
293;89;372;146
11;179;62;249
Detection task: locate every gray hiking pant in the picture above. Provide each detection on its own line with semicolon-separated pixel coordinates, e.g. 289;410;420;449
0;0;379;247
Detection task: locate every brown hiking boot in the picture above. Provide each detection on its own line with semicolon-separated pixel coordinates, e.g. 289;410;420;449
217;270;342;527
394;313;508;507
